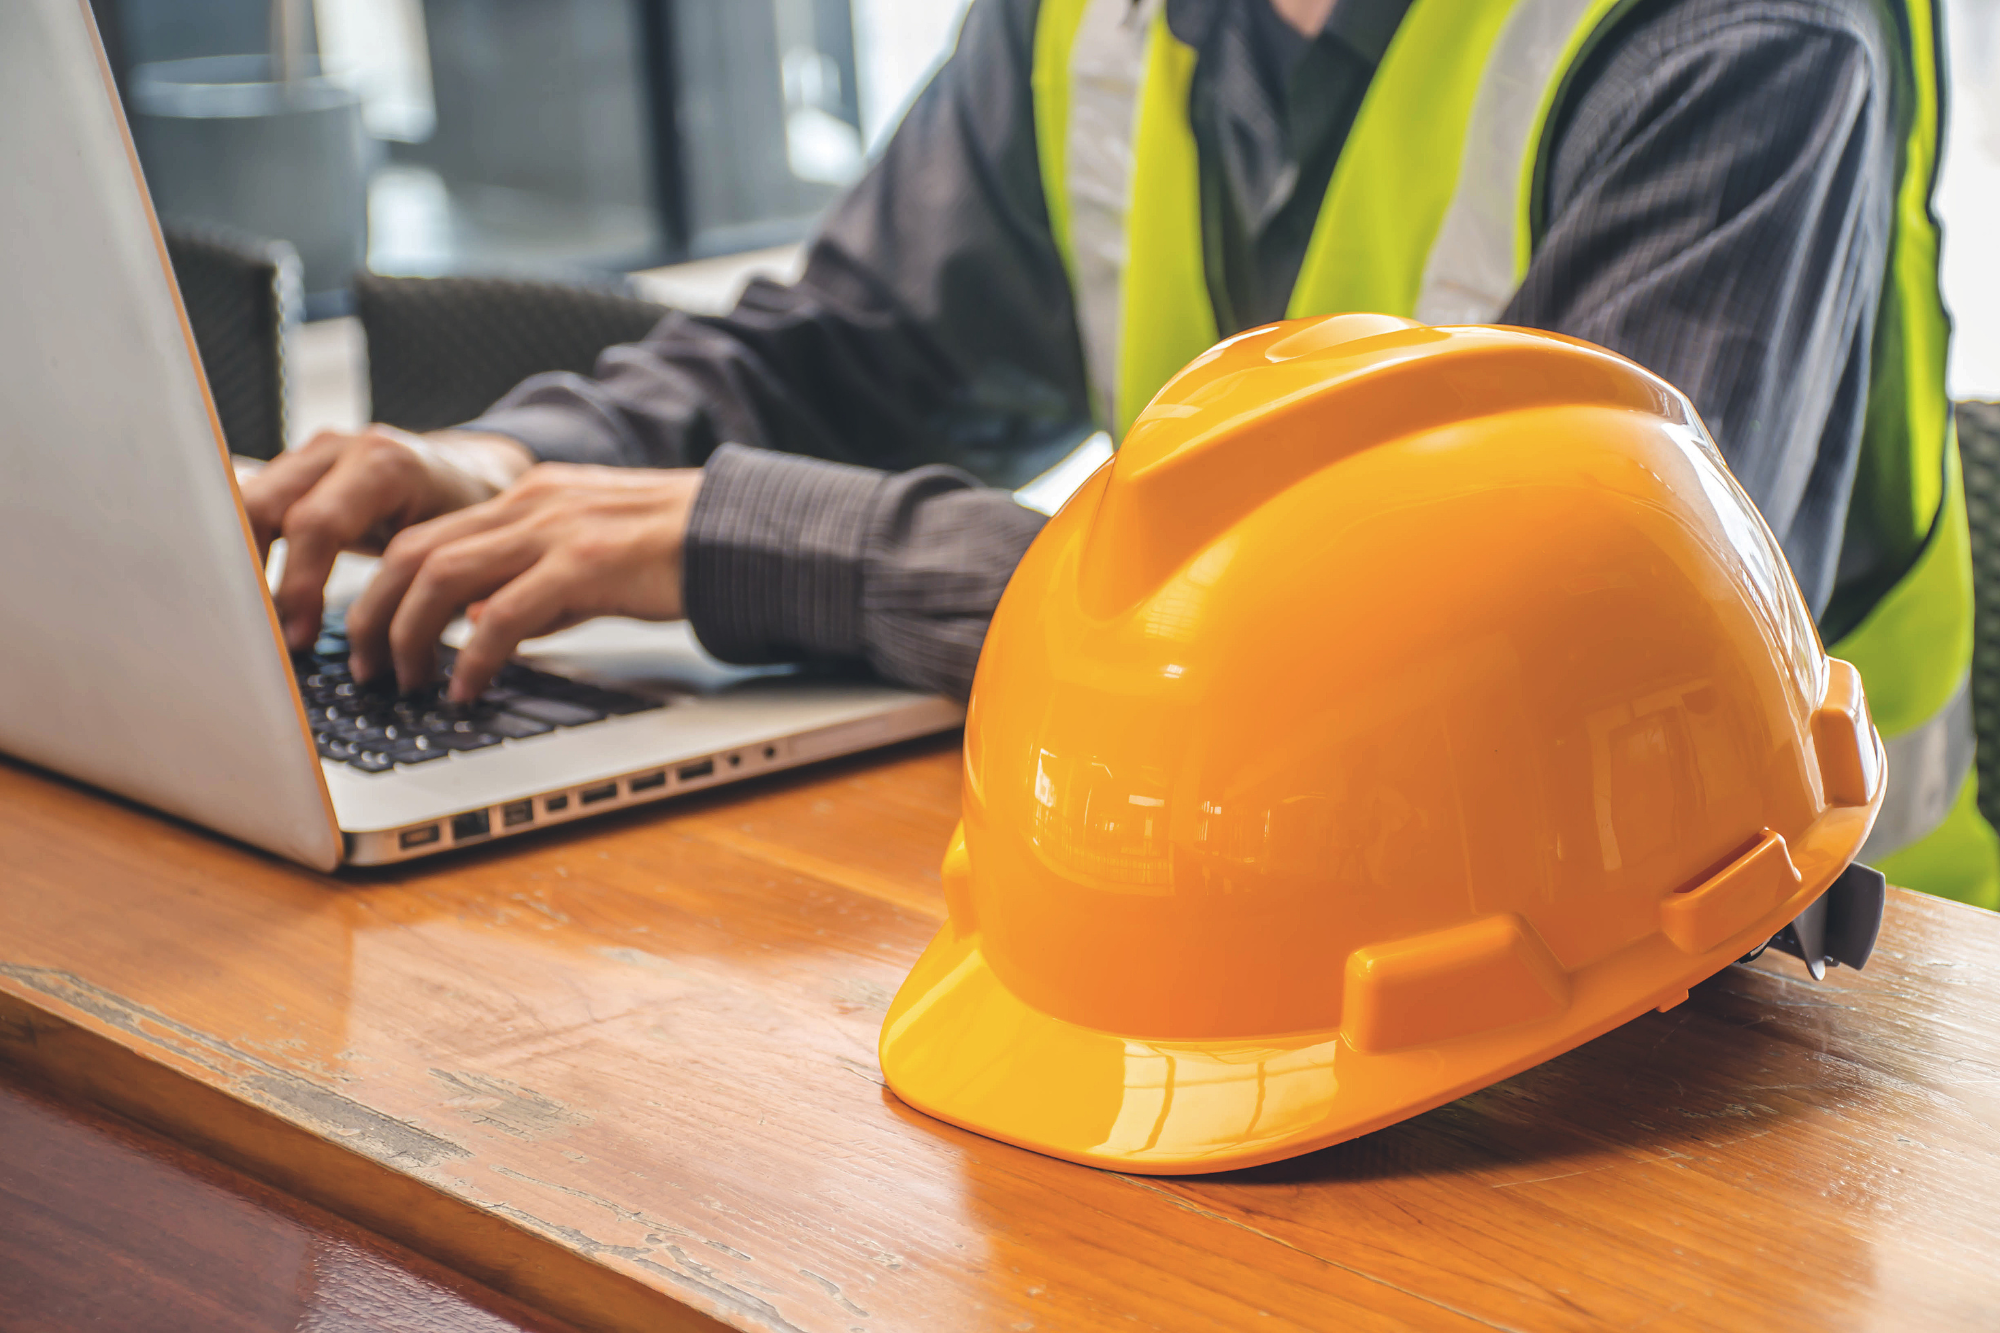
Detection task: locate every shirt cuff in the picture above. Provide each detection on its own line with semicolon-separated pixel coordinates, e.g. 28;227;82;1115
460;372;637;468
682;443;888;664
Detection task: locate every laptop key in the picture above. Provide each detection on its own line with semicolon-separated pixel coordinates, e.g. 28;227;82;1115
493;663;567;692
484;711;555;739
503;697;605;727
348;751;396;773
388;743;452;766
428;731;504;752
600;694;666;715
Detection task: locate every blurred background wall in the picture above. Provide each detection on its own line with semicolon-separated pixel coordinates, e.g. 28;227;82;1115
98;0;973;305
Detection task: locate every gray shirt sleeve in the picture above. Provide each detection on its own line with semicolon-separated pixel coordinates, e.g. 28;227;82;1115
684;444;1045;699
1502;0;1896;616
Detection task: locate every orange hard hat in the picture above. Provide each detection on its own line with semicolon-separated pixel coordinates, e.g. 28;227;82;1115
880;314;1887;1174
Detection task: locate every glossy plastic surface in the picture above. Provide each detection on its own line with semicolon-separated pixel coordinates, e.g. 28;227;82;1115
880;314;1886;1173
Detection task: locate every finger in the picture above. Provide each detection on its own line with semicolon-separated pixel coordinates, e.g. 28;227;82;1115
240;434;345;561
273;446;430;650
447;559;585;701
384;528;543;692
346;497;527;683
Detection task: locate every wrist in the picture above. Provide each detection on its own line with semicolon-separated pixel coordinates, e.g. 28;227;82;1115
425;430;537;497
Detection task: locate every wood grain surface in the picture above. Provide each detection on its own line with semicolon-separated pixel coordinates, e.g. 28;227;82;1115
0;1064;577;1332
1;741;1997;1332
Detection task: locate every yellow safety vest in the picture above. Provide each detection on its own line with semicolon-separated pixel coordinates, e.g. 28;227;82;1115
1030;0;1999;907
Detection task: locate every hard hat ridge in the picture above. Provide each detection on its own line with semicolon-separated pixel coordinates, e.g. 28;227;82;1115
1078;313;1689;616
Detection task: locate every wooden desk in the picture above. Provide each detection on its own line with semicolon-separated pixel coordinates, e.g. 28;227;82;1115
2;740;1997;1331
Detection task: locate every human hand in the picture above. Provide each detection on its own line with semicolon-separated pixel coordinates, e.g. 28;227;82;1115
344;463;703;701
241;426;536;651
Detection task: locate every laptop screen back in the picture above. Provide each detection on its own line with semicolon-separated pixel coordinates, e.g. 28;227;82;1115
0;0;339;868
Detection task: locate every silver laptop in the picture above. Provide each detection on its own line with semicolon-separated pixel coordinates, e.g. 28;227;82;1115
0;0;961;869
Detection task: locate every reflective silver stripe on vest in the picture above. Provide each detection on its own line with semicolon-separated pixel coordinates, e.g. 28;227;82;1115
1413;0;1600;325
1860;672;1975;860
1065;0;1159;428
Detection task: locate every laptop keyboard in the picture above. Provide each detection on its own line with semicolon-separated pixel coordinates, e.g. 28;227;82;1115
293;612;663;775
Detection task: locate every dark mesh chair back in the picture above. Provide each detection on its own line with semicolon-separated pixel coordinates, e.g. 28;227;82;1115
163;224;300;460
353;273;668;434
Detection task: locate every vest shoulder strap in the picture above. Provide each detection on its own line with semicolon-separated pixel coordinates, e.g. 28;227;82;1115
1291;0;1631;324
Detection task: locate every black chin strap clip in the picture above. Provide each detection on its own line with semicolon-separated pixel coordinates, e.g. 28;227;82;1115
1753;861;1887;980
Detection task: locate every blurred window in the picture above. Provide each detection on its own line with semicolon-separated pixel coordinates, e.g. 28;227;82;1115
368;0;664;273
114;0;973;284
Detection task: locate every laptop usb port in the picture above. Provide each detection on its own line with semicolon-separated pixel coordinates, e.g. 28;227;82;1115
630;770;667;792
580;782;618;805
399;824;441;850
501;800;535;828
451;810;491;841
677;759;715;781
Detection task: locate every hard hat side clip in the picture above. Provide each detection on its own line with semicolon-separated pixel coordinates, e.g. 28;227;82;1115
1760;861;1889;980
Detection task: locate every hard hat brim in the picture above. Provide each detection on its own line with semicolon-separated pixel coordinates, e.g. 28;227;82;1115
880;803;1879;1176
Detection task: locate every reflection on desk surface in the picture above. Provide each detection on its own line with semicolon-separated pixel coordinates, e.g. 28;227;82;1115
0;1067;578;1333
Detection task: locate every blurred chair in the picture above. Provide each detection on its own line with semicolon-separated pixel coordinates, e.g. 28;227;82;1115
163;223;301;460
352;272;667;434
